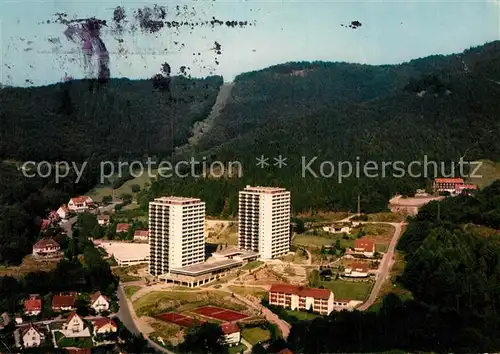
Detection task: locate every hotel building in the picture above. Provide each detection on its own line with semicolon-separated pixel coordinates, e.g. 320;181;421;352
148;197;205;277
269;284;334;315
238;186;291;259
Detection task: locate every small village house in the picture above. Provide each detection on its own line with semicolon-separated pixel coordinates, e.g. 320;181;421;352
343;262;369;278
333;299;363;311
32;238;61;258
133;230;149;241
64;312;85;333
21;323;44;348
68;196;94;213
322;223;351;234
92;317;117;336
116;223;130;234
90;292;110;312
351;239;376;258
52;294;76;312
455;184;478;196
220;322;241;347
57;204;70;219
269;284;334;315
24;294;42;316
97;214;110;226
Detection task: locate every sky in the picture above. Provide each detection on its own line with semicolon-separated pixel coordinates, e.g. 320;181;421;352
0;0;499;87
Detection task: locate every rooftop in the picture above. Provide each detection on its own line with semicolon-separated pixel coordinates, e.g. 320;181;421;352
170;259;242;276
269;284;332;300
221;322;240;335
152;196;204;205
212;247;259;259
242;185;288;194
97;241;149;262
434;178;465;184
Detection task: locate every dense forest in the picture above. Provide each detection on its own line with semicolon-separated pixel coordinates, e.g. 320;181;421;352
0;75;223;161
286;181;500;353
138;41;500;215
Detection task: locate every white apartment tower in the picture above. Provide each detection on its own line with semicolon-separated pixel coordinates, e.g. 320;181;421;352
238;186;291;259
148;197;205;276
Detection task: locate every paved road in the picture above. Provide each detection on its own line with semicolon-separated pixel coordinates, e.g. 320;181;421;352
357;221;406;311
116;284;174;354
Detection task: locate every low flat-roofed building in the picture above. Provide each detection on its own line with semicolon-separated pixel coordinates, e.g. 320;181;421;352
160;258;242;287
211;247;259;263
97;241;149;266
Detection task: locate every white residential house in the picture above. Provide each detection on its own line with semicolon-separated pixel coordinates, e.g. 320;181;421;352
68;196;94;213
269;284;335;315
21;323;44;348
64;312;85;333
90;292;110;312
343;262;369;278
133;230;149;242
352;239;376;258
98;214;110;226
221;323;241;346
322;224;351;234
92;317;118;336
333;299;363;311
57;205;70;219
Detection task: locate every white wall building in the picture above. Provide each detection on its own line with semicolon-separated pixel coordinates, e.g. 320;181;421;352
269;284;334;315
238;186;291;259
21;324;44;348
221;323;241;346
148;197;206;277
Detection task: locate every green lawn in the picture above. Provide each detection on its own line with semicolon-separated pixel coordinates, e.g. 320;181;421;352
124;285;141;298
243;260;264;270
284;309;320;321
87;169;157;202
293;234;354;249
54;331;93;348
320;280;372;301
112;265;144;283
466;159;500;189
241;327;271;345
228;343;248;354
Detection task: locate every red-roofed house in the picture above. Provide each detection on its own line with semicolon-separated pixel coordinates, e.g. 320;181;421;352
433;178;464;193
269;284;334;315
116;223;130;234
133;230;148;241
220;322;241;346
32;238;61;258
40;219;51;230
52;294;76;312
455;184;478;196
24;295;42;316
68;196;94;213
352;239;375;258
90;292;110;312
57;204;70;219
92;317;117;336
343;262;369;278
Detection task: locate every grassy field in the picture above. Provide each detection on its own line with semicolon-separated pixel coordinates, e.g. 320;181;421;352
207;223;238;245
112;264;145;282
284;309;320;321
320;280;372;301
228;343;248;354
0;256;59;277
242;327;271;345
133;290;239;317
367;212;406;222
124;285;141;298
293;233;354;249
227;285;267;298
243;260;264;270
466;159;500;189
296;211;349;223
87;169;157;202
148;319;184;346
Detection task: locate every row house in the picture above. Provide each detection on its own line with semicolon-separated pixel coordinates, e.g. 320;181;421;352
269;284;334;315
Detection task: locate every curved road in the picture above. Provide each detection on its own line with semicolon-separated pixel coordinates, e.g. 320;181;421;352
357;221;406;311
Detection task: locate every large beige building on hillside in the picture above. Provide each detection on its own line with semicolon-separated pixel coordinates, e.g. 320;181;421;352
148;196;205;277
238;185;291;259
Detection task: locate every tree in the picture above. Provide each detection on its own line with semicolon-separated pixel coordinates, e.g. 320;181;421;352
131;184;141;193
308;269;321;288
178;323;228;354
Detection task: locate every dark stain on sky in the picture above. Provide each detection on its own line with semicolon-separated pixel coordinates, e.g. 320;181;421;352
341;20;362;29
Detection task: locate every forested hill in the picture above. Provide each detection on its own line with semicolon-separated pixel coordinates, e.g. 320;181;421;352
145;41;500;215
0;75;223;161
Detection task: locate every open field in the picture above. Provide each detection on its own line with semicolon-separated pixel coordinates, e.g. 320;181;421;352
124;285;141;298
320;280;372;301
296;211;349;223
462;223;500;237
0;255;59;277
227;285;268;298
87;169;158;202
228;344;248;354
243;260;264;270
293;233;355;249
367;212;406;223
207;222;237;245
193;306;249;321
240;267;290;286
112;264;145;282
466;159;500;189
133;290;245;317
280;247;308;264
148;318;184;346
241;327;272;345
